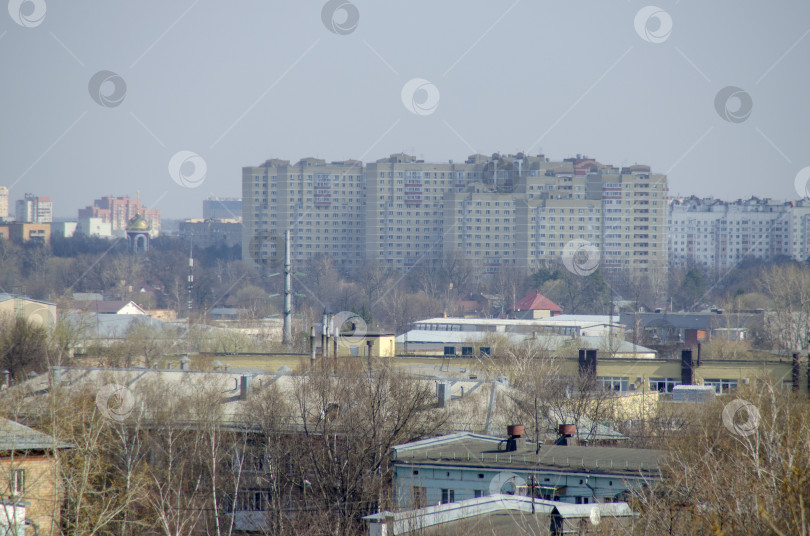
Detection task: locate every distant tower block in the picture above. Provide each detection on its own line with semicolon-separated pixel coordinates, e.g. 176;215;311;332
126;212;151;253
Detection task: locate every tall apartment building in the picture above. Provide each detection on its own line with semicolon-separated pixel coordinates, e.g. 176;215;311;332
669;196;810;270
513;158;667;275
243;153;669;277
242;158;366;269
15;193;53;223
365;153;489;269
0;187;8;220
444;186;517;276
203;197;242;221
598;163;668;274
444;154;549;276
78;196;160;237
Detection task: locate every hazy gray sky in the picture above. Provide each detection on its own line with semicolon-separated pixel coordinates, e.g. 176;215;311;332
2;1;809;219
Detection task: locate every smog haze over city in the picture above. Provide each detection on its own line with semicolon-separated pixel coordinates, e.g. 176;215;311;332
2;0;810;218
7;3;810;536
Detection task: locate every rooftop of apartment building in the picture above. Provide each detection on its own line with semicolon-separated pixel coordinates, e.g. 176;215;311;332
671;195;810;211
392;433;665;477
182;218;241;224
246;152;663;172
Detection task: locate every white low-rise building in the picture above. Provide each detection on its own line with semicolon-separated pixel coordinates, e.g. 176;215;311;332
76;217;112;238
412;316;622;338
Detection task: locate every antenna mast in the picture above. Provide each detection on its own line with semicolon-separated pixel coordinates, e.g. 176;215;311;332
282;229;292;345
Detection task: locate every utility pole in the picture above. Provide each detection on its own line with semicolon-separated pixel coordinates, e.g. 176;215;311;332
322;310;329;359
187;243;193;317
332;313;338;359
310;325;316;368
282;229;292;345
535;397;540;454
187;242;193;357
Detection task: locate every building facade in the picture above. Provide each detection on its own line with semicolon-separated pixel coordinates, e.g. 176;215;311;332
0;419;71;535
15;194;52;223
669;196;810;270
243;153;669;276
78;196;160;237
49;221;77;238
242;158;366;269
0;186;8;221
179;219;242;248
365;153;488;270
76;217;112;238
203;197;242;221
392;433;664;508
0;223;50;244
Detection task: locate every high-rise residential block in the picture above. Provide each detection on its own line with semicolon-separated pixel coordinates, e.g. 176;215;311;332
0;187;8;221
243;153;669;277
242;158;366;269
15;193;52;223
365;153;488;270
669;196;810;270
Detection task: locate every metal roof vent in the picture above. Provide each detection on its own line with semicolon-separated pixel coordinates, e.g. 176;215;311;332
500;424;524;452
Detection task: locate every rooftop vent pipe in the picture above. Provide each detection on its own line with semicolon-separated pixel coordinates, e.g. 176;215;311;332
240;376;252;400
556;424;576;446
500;424;524;452
436;382;451;408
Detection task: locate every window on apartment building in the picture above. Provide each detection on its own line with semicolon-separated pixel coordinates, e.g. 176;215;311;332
441;489;455;504
11;469;24;495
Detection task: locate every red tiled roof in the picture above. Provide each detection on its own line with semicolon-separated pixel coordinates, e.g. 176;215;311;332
513;291;562;312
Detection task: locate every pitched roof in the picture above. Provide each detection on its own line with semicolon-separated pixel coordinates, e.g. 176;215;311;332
0;418;71;452
513;291;562;313
64;313;167;338
74;300;145;314
0;293;56;307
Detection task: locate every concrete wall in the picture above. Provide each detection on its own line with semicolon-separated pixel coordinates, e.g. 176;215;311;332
394;463;633;509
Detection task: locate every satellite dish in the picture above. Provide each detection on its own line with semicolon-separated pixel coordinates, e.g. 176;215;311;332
589;506;601;525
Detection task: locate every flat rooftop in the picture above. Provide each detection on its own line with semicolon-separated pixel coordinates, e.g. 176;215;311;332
394;434;664;477
415;316;616;326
